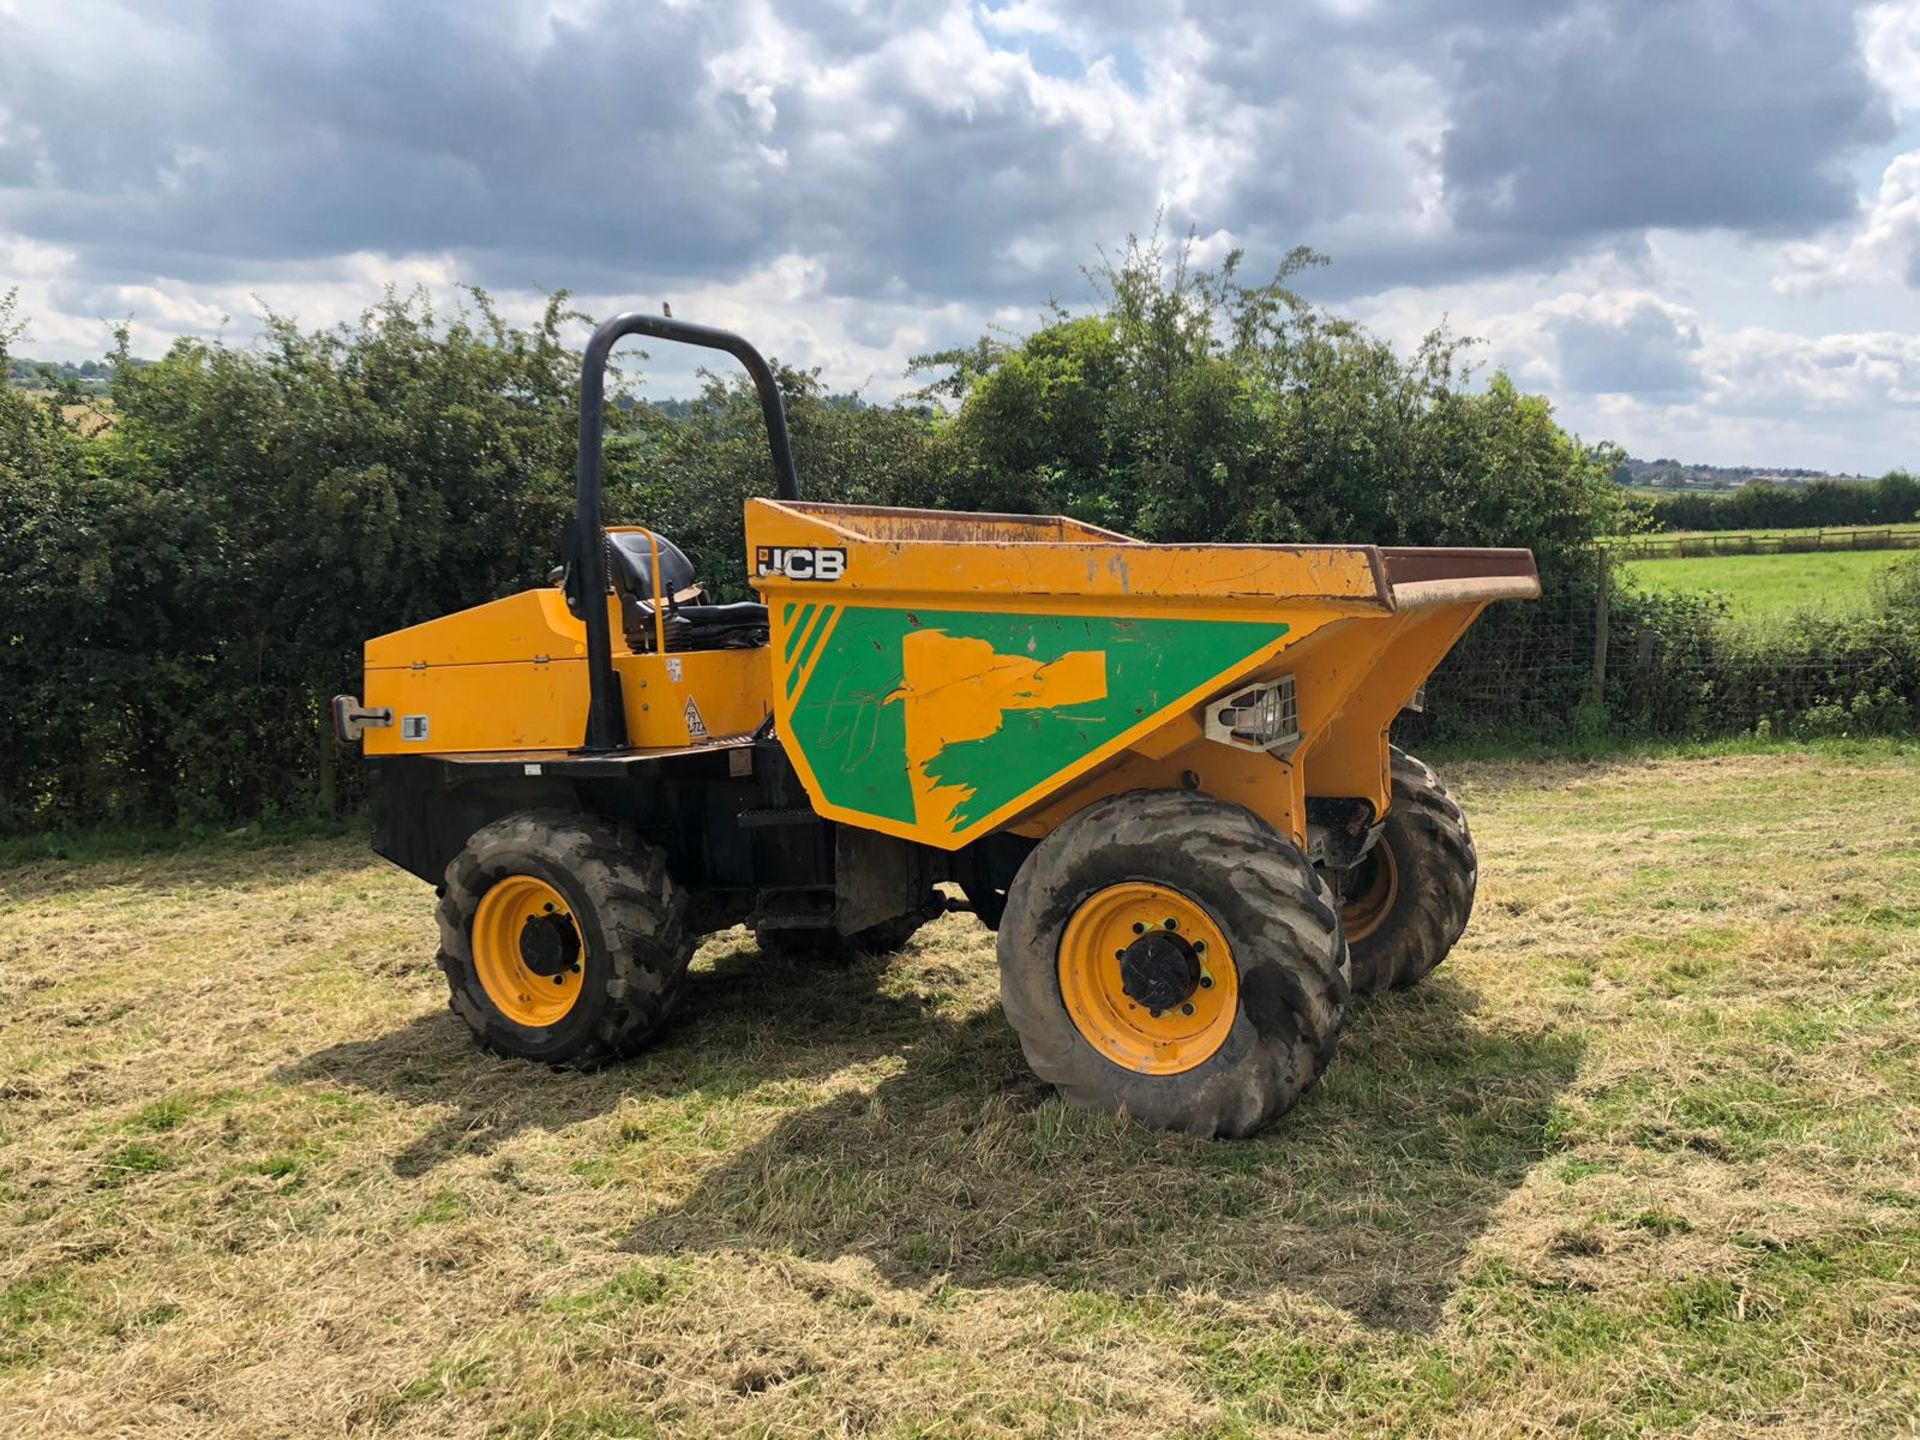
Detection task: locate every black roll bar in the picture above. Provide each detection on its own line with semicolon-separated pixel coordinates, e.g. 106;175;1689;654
574;312;801;751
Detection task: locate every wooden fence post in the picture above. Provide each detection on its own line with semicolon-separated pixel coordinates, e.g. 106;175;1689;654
318;717;338;818
1589;546;1610;712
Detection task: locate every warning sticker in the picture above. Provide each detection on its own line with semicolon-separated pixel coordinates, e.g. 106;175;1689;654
683;696;708;741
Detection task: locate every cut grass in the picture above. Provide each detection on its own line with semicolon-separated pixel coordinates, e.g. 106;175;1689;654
1620;547;1916;621
1;749;1917;1435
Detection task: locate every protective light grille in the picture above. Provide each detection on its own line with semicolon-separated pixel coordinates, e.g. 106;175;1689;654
1204;675;1301;756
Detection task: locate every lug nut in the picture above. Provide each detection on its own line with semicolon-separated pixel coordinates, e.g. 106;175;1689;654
1199;975;1214;989
1115;948;1126;960
1163;918;1178;930
1181;1003;1195;1016
1132;922;1146;934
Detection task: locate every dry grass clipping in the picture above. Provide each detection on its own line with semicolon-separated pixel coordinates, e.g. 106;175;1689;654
1;749;1917;1437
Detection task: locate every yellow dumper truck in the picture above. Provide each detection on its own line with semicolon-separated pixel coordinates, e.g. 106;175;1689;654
334;314;1539;1136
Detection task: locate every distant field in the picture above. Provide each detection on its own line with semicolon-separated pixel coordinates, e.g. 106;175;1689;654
21;392;113;434
1622;549;1915;621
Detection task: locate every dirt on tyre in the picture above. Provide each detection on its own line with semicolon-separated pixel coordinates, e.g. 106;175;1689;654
437;809;693;1067
1337;748;1476;994
997;790;1349;1139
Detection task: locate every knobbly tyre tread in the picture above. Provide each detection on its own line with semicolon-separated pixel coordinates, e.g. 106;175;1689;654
1344;748;1478;993
436;809;692;1067
997;789;1350;1139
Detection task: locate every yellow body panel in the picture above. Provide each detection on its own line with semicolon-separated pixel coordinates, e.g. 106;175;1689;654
745;501;1537;850
617;648;771;746
364;588;769;756
747;499;1390;615
366;588;585;671
366;653;589;756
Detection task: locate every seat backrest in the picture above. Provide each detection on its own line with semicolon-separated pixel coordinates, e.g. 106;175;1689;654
606;530;697;600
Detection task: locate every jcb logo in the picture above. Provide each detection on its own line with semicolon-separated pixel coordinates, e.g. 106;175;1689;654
756;546;847;582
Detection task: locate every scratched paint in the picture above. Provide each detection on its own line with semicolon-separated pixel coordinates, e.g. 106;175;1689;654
784;606;1288;834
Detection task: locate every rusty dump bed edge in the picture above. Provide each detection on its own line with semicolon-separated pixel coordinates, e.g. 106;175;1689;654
1379;546;1540;586
1378;546;1542;611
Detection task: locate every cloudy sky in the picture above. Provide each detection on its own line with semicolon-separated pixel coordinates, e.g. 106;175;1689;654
7;0;1920;472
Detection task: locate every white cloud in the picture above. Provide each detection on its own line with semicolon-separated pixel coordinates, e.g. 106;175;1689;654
4;0;1917;471
1862;1;1920;110
1776;152;1920;293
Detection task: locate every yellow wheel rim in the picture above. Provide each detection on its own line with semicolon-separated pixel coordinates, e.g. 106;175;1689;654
1057;882;1237;1076
1340;839;1399;944
472;875;585;1028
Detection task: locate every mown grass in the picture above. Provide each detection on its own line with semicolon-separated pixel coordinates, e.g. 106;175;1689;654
1620;548;1916;620
1;750;1917;1436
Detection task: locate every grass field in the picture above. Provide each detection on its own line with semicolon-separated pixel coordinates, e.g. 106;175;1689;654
1621;548;1916;620
4;749;1919;1437
21;391;113;435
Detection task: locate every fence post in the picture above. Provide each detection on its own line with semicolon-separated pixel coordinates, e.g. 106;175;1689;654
1589;546;1610;712
318;716;338;818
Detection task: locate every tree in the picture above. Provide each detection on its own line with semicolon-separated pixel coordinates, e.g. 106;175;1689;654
912;230;1623;582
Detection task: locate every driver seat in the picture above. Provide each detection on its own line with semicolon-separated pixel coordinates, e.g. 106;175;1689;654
560;530;770;652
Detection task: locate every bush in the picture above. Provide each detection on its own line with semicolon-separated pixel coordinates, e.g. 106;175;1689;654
1644;472;1920;532
1;245;1915;833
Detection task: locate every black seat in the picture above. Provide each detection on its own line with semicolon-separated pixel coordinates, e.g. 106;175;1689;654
558;528;769;652
677;601;770;627
607;530;697;599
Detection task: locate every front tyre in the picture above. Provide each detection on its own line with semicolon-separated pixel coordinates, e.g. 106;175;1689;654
997;790;1349;1139
1337;749;1477;993
436;810;692;1067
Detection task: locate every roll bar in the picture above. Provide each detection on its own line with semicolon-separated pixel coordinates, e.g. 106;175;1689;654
574;312;801;751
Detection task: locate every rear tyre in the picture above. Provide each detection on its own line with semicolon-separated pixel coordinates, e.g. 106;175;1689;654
437;810;692;1067
997;790;1349;1139
1337;749;1477;993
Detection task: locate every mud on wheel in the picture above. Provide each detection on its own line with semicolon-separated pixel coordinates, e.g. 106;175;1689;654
997;790;1349;1139
437;809;693;1067
1335;748;1477;993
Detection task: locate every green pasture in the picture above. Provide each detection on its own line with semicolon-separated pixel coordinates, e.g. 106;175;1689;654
1621;549;1918;622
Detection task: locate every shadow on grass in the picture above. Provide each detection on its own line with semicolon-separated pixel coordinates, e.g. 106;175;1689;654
623;974;1583;1333
278;932;949;1178
284;932;1580;1329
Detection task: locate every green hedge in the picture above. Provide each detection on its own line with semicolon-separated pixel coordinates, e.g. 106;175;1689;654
6;242;1908;833
1635;473;1920;532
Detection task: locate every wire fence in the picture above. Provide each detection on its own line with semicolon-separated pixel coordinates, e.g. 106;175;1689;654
1399;576;1920;745
1608;527;1920;561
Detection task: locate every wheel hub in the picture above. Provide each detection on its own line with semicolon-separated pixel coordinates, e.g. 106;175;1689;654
1339;837;1400;944
471;875;586;1028
518;911;581;979
1119;930;1200;1012
1056;882;1238;1075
